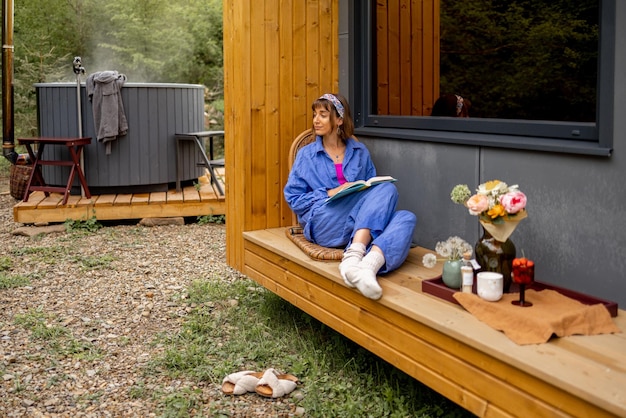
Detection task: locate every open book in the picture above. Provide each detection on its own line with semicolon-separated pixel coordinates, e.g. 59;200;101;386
325;176;397;203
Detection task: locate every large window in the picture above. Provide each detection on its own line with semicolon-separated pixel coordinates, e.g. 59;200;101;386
350;0;614;156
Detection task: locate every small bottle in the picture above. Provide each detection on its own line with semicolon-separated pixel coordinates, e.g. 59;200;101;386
461;252;474;293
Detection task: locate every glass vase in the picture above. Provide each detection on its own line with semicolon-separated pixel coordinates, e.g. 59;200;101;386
475;226;516;293
442;260;463;289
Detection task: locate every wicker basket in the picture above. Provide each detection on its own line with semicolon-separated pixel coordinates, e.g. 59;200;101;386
285;227;344;261
9;164;32;200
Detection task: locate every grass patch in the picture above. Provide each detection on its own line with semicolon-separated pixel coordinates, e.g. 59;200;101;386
151;278;474;417
0;255;12;270
11;246;69;264
71;254;116;271
0;271;31;289
14;308;102;361
159;387;204;418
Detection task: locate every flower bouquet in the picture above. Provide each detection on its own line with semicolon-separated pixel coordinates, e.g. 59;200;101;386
422;236;472;289
450;180;527;242
422;236;472;268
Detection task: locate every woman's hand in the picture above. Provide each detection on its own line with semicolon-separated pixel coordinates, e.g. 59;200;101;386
328;182;356;197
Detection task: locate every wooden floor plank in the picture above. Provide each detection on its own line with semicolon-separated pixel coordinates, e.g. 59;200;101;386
182;186;201;202
131;193;150;205
94;194;115;206
114;194;132;205
167;189;184;203
149;192;167;204
36;195;63;208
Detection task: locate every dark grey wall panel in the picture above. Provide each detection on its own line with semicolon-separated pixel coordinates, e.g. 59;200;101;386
35;82;205;193
363;138;480;248
480;148;626;308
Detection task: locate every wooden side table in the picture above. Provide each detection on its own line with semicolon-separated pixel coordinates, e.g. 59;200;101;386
18;137;92;205
174;131;225;195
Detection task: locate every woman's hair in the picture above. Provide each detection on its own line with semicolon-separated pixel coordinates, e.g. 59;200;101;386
431;93;471;117
312;93;355;141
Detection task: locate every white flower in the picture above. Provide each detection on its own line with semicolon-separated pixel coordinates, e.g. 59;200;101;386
423;236;473;268
422;253;437;268
435;241;452;259
477;180;509;197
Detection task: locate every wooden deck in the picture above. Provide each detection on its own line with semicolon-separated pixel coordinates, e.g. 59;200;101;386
12;170;225;224
243;227;626;418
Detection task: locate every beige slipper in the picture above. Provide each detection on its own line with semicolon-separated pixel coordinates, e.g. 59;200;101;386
254;368;299;398
221;370;263;395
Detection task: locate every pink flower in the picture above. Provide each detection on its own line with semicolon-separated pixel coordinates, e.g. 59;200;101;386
500;191;527;214
466;194;489;215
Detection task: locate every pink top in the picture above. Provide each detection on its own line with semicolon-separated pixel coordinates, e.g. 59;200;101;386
335;163;347;184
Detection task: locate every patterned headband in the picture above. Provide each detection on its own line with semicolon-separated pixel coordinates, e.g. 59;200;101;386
455;95;464;116
319;94;345;118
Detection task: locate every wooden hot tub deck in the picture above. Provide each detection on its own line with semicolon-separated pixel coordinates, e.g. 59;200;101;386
12;170;225;224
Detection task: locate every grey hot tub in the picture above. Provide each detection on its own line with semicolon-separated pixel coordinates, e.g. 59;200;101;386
35;82;205;194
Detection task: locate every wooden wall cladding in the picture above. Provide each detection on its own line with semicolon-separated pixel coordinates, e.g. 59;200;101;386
376;0;440;116
223;1;339;269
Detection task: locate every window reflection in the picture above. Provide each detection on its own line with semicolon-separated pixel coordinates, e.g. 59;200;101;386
374;0;598;122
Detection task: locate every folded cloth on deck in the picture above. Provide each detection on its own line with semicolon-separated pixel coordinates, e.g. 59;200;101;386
453;289;621;345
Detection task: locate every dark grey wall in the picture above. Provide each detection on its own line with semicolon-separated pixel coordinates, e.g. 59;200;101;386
340;2;626;307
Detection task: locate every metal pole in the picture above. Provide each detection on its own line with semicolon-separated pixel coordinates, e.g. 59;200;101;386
73;57;86;197
2;0;16;163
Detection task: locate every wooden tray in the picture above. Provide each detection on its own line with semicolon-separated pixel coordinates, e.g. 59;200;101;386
422;276;619;317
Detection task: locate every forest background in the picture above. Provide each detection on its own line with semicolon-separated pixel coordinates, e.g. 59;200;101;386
9;0;223;139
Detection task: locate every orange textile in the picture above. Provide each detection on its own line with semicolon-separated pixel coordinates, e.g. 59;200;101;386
453;289;621;345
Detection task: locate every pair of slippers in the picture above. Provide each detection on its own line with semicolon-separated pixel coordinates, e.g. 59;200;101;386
221;368;299;398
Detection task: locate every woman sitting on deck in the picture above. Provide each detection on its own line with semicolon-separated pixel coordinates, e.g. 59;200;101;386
283;93;417;300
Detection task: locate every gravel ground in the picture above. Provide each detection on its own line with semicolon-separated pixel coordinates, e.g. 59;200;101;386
0;177;301;417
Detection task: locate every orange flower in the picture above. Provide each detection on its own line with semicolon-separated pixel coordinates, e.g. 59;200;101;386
487;204;506;219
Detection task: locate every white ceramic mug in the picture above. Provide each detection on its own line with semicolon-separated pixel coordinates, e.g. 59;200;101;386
477;272;503;302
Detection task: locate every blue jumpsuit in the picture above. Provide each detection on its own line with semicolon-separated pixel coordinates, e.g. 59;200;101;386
284;136;416;273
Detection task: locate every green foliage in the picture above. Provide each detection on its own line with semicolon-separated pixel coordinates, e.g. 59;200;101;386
0;272;30;289
197;214;225;225
11;246;68;264
64;216;103;233
0;256;12;271
14;308;68;340
159;387;204;418
70;254;116;271
14;308;101;360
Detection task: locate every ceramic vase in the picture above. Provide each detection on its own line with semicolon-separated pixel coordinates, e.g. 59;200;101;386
475;226;516;293
442;259;463;289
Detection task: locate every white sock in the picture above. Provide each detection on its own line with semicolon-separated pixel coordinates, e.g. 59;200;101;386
339;243;366;288
346;251;385;300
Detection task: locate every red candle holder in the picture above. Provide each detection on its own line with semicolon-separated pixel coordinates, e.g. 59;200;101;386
511;258;535;307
